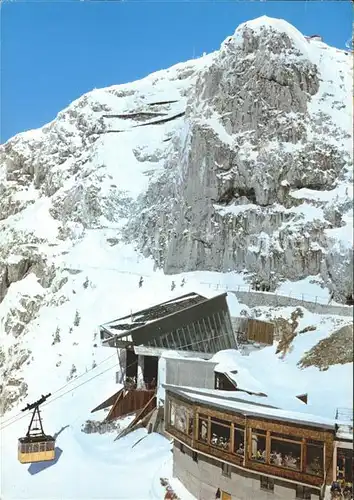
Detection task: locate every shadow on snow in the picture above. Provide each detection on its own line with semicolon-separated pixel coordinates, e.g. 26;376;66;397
27;447;63;475
27;425;70;475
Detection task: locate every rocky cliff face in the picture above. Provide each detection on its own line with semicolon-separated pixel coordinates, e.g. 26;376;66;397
0;16;352;413
127;19;353;298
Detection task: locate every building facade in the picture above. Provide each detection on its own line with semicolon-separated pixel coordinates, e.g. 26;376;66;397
164;387;353;500
100;292;237;389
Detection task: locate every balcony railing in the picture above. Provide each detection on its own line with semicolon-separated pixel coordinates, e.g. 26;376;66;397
123;378;157;391
166;424;325;488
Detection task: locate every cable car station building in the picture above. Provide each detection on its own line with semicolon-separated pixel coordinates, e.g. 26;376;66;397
93;292;237;425
100;292;237;389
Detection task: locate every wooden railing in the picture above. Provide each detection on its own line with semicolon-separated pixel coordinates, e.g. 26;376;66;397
166;424;327;488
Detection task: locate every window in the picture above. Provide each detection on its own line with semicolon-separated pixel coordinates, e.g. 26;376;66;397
260;476;274;491
27;443;39;453
210;417;231;452
221;462;231;478
215;373;236;391
270;433;302;470
169;399;193;435
251;429;267;462
234;427;245;456
296;485;311;500
337;447;353;483
198;415;209;443
46;441;55;451
192;451;198;463
305;440;324;477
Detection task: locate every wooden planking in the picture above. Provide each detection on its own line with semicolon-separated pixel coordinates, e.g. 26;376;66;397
245;460;324;487
126;394;157;430
194;439;244;467
165;424;193;448
106;389;155;422
247;319;274;345
194;404;245;426
246;417;333;441
116;396;157;439
105;389;125;421
91;388;123;413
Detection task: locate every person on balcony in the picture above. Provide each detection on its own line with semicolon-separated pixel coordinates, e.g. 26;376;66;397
330;481;343;499
236;443;244;456
310;457;322;475
343;483;352;499
211;434;218;446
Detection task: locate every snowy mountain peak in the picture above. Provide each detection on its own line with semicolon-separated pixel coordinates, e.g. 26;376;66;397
223;16;311;56
237;15;308;38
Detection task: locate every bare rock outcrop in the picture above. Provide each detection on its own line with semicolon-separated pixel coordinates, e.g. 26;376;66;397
126;20;353;301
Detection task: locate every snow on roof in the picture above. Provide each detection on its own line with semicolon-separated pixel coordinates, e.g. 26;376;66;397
164;384;341;430
336;431;354;443
155;347;308;413
101;292;207;336
211;349;306;398
213;351;266;393
134;345;213;360
210;349;310;413
166;384;276;408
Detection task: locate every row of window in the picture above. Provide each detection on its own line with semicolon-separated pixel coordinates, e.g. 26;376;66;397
147;309;234;353
178;443;313;499
169;401;325;477
18;441;55;453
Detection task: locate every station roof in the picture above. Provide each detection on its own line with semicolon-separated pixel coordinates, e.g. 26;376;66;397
100;292;232;350
163;384;350;432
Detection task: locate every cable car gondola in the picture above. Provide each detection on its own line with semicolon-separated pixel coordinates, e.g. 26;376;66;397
18;393;56;464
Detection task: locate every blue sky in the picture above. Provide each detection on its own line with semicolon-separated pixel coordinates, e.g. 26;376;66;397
1;1;352;142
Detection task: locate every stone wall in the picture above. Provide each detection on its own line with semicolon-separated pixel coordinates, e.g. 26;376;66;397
230;290;353;317
173;442;320;500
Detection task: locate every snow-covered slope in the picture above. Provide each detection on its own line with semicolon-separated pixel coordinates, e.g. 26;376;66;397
0;16;353;499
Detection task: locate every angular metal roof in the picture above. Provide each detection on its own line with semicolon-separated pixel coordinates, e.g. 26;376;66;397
101;292;207;339
100;292;237;354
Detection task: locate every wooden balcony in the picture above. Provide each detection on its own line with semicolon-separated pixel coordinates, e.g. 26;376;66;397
165;393;335;489
166;424;325;488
